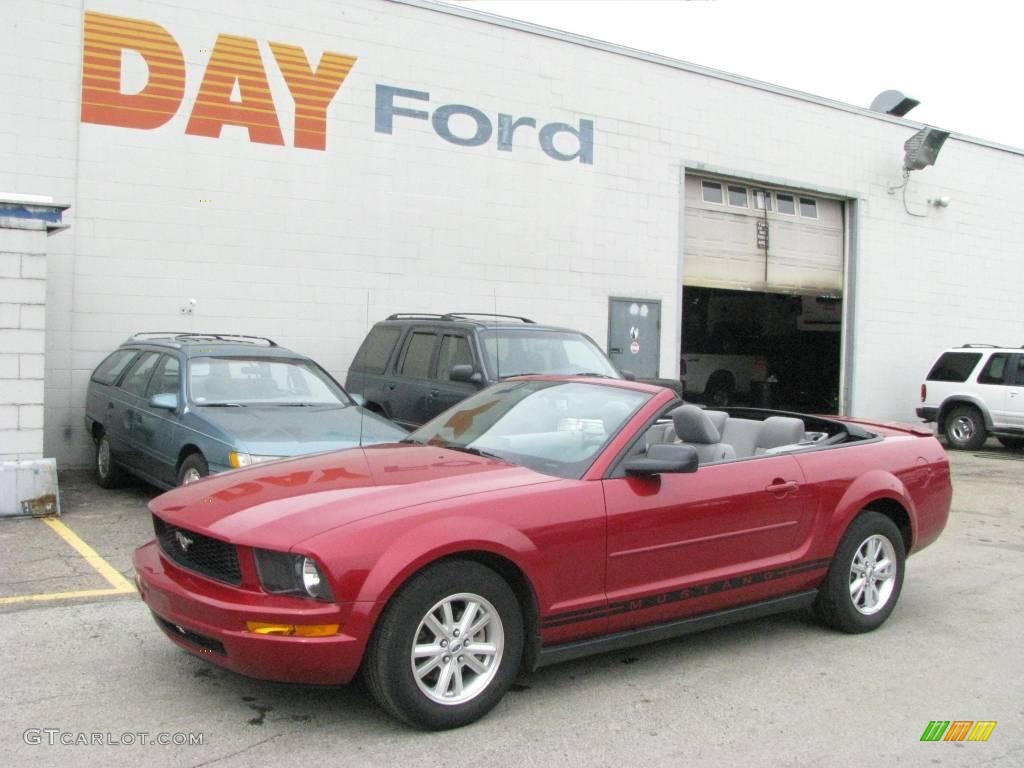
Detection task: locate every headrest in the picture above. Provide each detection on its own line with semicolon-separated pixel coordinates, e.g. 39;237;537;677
703;410;729;435
756;416;806;449
671;404;721;444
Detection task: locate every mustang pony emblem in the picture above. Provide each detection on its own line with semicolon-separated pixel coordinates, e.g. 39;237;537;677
174;530;194;552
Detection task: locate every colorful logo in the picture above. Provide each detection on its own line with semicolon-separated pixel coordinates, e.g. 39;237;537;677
81;11;356;150
920;721;997;742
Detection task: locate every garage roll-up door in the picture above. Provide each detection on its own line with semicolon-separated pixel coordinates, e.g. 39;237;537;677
683;175;844;295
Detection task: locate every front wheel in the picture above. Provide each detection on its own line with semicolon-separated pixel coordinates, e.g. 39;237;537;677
943;405;986;450
177;453;209;486
815;511;905;633
363;560;523;730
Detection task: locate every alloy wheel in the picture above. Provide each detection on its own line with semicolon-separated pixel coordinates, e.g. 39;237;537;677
849;534;897;615
410;592;504;706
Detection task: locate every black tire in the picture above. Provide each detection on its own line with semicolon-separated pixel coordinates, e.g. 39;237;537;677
997;436;1024;450
705;375;734;407
363;560;523;730
815;511;906;634
943;404;986;450
177;453;209;486
94;433;125;489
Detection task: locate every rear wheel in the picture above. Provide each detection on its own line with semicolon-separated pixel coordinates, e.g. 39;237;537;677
943;405;986;450
177;453;209;486
95;433;125;489
363;560;523;730
997;436;1024;450
815;511;905;633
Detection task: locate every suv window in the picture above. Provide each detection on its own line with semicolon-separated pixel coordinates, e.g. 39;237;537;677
978;353;1017;385
91;349;139;385
146;355;180;398
352;326;401;374
120;352;160;397
436;335;474;381
400;332;437;379
927;352;982;382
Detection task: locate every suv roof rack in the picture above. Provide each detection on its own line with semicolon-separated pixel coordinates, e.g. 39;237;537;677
958;343;999;348
442;313;535;323
385;312;536;324
128;332;278;346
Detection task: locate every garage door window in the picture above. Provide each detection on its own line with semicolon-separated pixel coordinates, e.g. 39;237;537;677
800;197;818;218
754;190;773;211
776;193;796;215
701;180;724;204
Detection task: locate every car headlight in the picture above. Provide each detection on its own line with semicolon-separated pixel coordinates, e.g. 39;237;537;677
229;452;284;468
253;549;334;601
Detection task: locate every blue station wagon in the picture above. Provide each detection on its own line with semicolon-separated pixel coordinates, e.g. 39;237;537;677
85;333;406;489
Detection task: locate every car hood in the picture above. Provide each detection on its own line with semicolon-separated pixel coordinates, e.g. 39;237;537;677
149;443;558;547
195;404;406;454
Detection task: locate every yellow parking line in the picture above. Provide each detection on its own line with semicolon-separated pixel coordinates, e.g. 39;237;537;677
0;517;136;606
41;517;135;591
0;587;129;606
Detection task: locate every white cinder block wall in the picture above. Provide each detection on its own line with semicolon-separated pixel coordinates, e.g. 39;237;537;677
1;0;1022;467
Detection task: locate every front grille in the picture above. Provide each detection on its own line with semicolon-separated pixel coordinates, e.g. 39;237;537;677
153;613;227;655
153;515;241;585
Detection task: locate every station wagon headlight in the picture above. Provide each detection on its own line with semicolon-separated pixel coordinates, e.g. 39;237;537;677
253;549;334;602
229;452;284;468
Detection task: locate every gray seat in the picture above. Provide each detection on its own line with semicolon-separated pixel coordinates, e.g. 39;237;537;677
721;417;762;459
754;416;807;455
670;405;736;464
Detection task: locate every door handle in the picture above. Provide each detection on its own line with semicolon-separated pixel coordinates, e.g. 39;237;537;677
766;479;799;493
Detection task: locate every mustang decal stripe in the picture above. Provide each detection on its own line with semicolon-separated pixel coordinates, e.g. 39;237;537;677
541;558;832;629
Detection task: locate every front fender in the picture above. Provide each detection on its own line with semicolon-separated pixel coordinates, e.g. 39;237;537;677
824;468;918;553
357;516;543;609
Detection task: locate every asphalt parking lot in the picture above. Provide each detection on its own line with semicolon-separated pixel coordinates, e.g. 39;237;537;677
1;444;1021;767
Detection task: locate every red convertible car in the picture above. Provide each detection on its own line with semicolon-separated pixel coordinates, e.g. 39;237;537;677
134;377;951;729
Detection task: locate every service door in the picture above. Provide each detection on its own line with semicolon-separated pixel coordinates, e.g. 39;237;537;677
608;297;661;378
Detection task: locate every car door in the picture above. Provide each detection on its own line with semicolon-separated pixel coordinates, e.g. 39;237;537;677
112;351;161;470
602;449;818;633
1010;354;1024;428
424;333;479;420
976;352;1021;430
134;354;184;486
388;329;439;427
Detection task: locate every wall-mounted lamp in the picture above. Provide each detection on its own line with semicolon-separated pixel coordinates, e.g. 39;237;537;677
888;126;952;217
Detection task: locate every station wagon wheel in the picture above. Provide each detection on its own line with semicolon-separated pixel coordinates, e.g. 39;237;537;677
815;511;905;633
94;433;124;489
177;453;209;486
363;560;523;730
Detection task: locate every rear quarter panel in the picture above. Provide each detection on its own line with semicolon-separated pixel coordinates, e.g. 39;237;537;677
792;432;951;558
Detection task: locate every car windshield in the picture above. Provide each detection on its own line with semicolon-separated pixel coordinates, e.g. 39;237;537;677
407;380;650;479
479;329;621;378
188;357;351;406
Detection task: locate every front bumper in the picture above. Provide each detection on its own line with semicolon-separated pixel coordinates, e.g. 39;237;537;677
133;540;376;684
916;406;938;423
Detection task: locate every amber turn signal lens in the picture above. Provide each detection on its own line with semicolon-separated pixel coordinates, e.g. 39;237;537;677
246;622;339;637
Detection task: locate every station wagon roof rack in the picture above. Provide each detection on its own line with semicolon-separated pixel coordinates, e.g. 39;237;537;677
128;332;278;346
385;313;536;324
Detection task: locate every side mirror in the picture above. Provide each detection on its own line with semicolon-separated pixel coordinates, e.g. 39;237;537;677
148;393;178;411
623;443;699;476
450;364;484;385
350;393;367;407
619;369;636;381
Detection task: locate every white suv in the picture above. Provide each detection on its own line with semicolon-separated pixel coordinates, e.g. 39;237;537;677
918;345;1024;450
